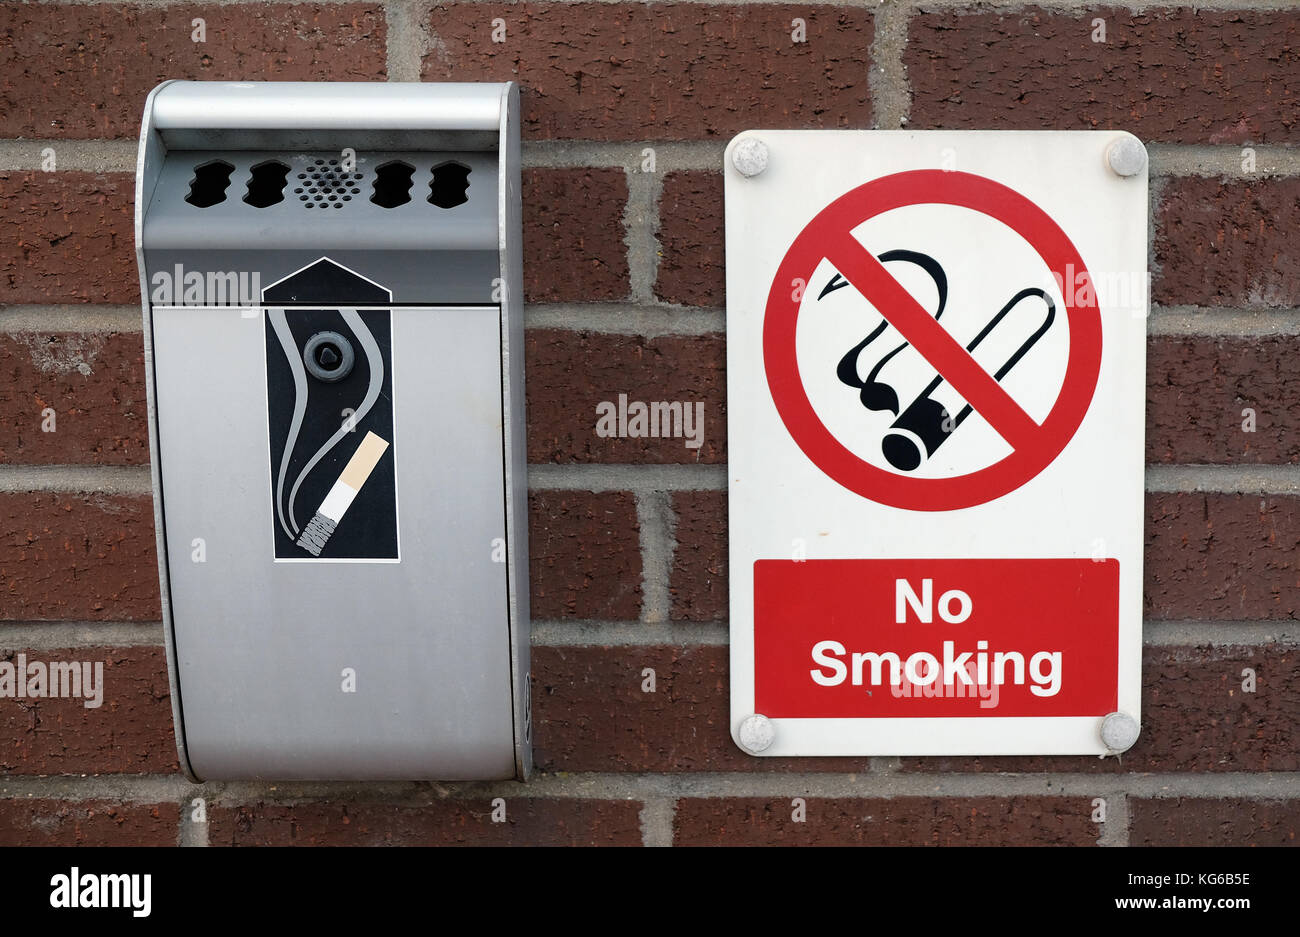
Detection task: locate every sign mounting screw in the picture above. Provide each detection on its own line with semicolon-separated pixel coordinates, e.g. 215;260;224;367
737;713;775;753
1100;711;1140;752
1105;136;1147;178
732;138;770;178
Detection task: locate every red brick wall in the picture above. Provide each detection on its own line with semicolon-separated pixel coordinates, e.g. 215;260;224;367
1;1;1297;847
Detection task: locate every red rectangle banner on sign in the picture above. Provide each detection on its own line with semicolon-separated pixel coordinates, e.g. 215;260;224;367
754;558;1119;718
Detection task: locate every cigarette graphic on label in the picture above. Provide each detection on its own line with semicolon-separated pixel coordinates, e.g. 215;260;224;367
295;431;390;557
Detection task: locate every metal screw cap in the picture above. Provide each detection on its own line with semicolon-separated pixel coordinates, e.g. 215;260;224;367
737;713;775;754
732;138;770;178
1106;137;1148;177
1100;711;1140;752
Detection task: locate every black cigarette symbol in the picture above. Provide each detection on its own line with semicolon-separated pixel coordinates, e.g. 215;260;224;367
827;252;1055;472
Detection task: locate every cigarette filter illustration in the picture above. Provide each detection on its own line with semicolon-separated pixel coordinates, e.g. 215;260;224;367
296;431;391;556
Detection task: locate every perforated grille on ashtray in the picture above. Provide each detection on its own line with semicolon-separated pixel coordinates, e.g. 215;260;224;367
295;158;363;210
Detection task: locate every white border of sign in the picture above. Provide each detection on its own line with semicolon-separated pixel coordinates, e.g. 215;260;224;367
725;131;1148;757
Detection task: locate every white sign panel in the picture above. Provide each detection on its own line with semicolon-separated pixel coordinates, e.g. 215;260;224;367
725;131;1147;757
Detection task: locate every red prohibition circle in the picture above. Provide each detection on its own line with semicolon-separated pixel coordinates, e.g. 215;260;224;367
763;169;1102;512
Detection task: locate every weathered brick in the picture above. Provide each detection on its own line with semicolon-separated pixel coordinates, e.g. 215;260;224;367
0;332;148;465
0;799;178;846
674;797;1098;846
0;493;160;622
528;491;641;620
659;175;1300;313
670;490;727;621
0;4;386;139
425;4;872;140
637;490;1300;623
523;168;629;302
3;167;629;307
901;645;1298;774
1154;177;1300;308
0;646;177;775
210;799;642;845
656;171;725;308
525;329;724;464
1147;336;1300;464
1146;493;1300;621
0;172;136;305
908;8;1300;144
533;644;871;772
1130;798;1299;846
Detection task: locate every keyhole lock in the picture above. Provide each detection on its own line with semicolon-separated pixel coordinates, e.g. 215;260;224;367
303;331;355;382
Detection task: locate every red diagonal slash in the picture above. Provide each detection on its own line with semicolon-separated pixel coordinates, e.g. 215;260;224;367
825;233;1041;453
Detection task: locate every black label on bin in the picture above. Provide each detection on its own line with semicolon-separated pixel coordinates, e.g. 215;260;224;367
263;259;399;561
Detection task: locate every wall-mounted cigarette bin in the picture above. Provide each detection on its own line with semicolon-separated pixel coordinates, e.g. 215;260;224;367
135;81;529;780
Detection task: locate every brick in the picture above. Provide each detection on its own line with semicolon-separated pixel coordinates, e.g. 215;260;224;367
528;491;641;620
3;166;630;307
525;330;724;464
1147;336;1300;464
0;646;177;775
0;332;148;465
657;176;1300;315
627;490;1300;622
533;645;871;772
425;4;872;140
0;4;386;139
0;493;160;622
1130;798;1299;846
1146;493;1300;621
908;8;1300;144
0;172;136;305
656;171;724;308
523;168;629;302
1154;177;1300;308
210;799;642;845
670;490;727;621
0;799;178;846
674;797;1097;846
901;645;1298;774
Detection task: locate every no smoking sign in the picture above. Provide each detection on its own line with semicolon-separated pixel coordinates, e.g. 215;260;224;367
726;132;1148;757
